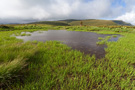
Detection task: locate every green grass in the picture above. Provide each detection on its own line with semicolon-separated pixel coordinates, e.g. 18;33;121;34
20;33;31;36
98;37;104;40
0;25;135;89
112;35;117;37
0;57;26;87
97;36;111;45
66;26;134;33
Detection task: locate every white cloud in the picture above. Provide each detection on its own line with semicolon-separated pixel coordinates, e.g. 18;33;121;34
0;0;114;23
116;11;135;25
115;0;135;25
0;0;129;24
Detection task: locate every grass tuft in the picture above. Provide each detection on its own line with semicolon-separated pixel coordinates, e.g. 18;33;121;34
0;57;27;87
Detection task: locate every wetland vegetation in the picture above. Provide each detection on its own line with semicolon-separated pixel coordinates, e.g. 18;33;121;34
0;24;135;89
15;30;120;59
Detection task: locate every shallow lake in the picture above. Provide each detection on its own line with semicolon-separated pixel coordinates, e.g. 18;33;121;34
16;30;120;59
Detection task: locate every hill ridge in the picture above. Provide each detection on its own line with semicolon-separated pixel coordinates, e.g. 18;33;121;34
30;19;132;26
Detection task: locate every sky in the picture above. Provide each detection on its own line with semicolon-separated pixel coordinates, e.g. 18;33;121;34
0;0;135;25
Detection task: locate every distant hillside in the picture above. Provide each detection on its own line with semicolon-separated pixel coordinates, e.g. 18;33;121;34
68;19;118;26
30;21;70;26
30;19;132;26
112;20;132;26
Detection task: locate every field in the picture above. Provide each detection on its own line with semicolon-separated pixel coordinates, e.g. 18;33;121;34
0;24;135;90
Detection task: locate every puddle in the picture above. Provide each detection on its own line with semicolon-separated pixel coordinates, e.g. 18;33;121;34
16;30;120;59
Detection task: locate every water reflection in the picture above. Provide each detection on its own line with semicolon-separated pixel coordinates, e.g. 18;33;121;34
16;30;120;59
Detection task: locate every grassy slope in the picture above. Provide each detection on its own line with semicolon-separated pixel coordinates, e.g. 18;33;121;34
69;19;118;26
1;25;135;89
30;19;132;26
112;20;132;26
30;21;70;26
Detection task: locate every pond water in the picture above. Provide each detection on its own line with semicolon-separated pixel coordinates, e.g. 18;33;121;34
16;30;120;59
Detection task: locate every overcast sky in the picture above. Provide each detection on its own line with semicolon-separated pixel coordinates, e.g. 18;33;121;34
0;0;135;24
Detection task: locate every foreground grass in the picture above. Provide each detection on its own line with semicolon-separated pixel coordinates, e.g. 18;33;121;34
0;25;135;89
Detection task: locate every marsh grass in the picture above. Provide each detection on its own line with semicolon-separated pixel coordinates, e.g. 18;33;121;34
66;26;134;33
112;35;117;37
98;37;104;40
0;25;135;89
0;57;26;87
0;31;38;88
21;33;31;36
97;36;111;45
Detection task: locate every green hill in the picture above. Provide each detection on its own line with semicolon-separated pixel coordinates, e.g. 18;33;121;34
112;20;132;26
30;21;70;26
30;19;132;26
